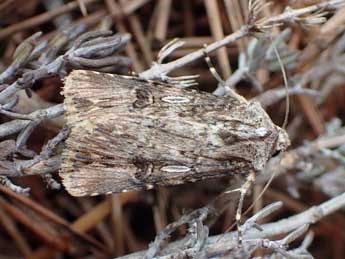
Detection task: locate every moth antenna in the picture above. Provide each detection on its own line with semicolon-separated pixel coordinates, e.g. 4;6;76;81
270;35;290;129
202;44;247;102
235;170;256;245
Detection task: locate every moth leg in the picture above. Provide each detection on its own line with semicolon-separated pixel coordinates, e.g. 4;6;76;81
202;44;225;86
203;44;248;103
236;170;256;245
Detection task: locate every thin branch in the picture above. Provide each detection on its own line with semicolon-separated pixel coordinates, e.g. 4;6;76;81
114;192;345;259
0;104;64;138
139;27;250;80
0;0;99;40
139;0;343;80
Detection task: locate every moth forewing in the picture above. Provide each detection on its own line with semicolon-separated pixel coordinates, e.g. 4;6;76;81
60;70;290;196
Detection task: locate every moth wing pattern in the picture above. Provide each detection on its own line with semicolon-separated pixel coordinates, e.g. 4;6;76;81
60;70;289;196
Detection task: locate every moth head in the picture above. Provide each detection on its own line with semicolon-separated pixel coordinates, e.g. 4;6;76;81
273;127;290;155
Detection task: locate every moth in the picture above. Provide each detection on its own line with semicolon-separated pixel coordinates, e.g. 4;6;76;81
60;70;290;196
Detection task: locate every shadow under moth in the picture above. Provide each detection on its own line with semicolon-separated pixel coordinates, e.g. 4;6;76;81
60;70;290;196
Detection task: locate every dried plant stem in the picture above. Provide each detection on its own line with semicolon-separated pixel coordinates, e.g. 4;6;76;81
140;0;344;80
123;0;150;14
110;194;125;256
256;87;318;108
204;0;232;78
0;104;64;138
29;192;138;258
78;199;114;249
118;0;153;66
312;134;345;150
0;207;31;256
224;0;248;53
114;191;345;259
297;6;345;66
264;189;345;240
258;132;345;186
298;95;325;135
0;185;107;251
0;125;68;178
0;0;15;11
0;0;98;40
255;191;345;238
139;26;249;79
182;1;194;36
154;0;172;43
257;0;345;28
105;0;144;72
0;196;69;252
294;6;345;136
